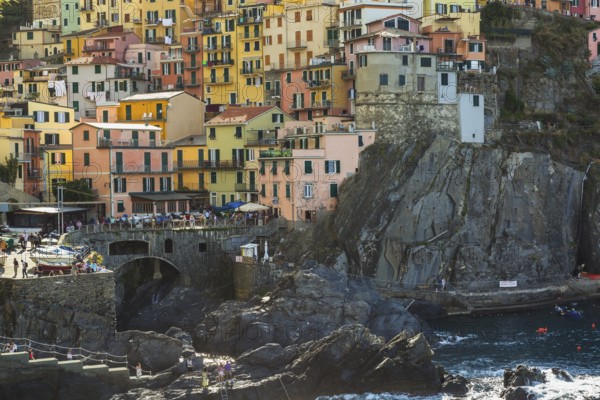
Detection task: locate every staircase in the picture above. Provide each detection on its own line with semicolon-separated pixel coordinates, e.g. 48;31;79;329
220;385;229;400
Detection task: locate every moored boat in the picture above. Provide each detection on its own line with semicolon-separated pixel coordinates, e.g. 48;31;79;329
555;305;583;319
29;245;88;265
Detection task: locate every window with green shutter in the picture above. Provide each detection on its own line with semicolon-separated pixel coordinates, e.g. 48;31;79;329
285;183;291;198
117;201;125;212
304;160;312;174
95;65;101;74
83;130;89;141
260;184;266;197
330;183;338;197
72;66;78;75
358;135;364;147
273;184;278;198
284;160;290;175
210;171;217;183
83;153;90;166
271;161;277;175
73;82;79;93
260;161;265;175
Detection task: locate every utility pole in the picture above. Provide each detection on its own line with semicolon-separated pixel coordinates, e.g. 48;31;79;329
57;186;64;234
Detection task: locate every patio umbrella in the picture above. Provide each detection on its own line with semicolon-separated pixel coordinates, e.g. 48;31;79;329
238;202;269;212
225;200;246;210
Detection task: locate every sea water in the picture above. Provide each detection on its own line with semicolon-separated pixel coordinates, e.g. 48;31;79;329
317;300;600;400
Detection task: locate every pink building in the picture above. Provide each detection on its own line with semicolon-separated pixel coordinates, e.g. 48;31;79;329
589;27;600;63
71;121;188;219
82;31;141;62
257;116;376;224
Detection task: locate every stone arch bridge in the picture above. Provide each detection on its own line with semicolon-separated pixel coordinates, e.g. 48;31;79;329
65;223;279;287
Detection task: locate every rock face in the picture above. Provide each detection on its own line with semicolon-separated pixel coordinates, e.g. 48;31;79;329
334;135;583;290
112;330;183;374
577;164;600;274
501;365;549;400
109;324;445;400
193;266;428;355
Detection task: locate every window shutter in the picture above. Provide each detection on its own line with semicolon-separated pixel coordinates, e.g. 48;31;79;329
44;111;49;122
330;183;338;197
54;112;59;122
336;160;341;173
325;161;329;173
304;160;312;174
358;135;364;147
215;149;220;161
113;178;118;192
65;113;70;123
123;178;126;192
61;153;66;163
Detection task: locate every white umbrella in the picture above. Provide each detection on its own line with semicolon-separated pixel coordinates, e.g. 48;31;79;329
238;202;269;212
263;240;269;262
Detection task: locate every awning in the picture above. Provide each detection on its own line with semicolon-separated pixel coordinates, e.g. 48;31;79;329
18;207;89;214
130;193;192;202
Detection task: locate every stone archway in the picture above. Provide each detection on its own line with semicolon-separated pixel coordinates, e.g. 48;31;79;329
114;257;181;330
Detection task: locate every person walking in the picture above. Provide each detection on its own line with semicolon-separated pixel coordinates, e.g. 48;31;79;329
202;367;209;391
21;260;28;278
225;359;233;387
13;258;18;278
136;362;142;378
186;357;194;373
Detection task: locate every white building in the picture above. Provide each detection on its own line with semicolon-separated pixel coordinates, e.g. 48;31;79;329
459;92;484;143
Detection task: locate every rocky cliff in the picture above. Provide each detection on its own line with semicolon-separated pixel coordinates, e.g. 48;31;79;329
334;134;584;289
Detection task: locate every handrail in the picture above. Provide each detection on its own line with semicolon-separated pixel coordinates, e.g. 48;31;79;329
0;335;129;370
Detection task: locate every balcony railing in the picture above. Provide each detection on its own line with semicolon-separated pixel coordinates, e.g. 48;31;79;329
311;100;332;109
240;67;263;75
287;41;307;50
184;45;201;53
113;71;146;80
204;43;232;52
324;39;339;47
259;149;292;158
238;31;261;40
202;161;244;169
235;183;258;192
111;165;175;174
97;138;168;148
305;79;330;89
80;4;94;11
206;59;234;67
206;76;231;85
184;64;201;70
341;18;362;28
83;45;115;52
175;160;204;169
237;16;262;25
183;79;201;87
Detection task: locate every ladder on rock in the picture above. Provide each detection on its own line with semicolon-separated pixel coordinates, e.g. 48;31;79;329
220;385;229;400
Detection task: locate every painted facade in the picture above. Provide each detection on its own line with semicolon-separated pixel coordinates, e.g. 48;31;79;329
12;28;62;60
82;31;141;61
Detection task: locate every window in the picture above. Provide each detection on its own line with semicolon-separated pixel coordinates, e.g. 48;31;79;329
72;82;79;93
73;101;79;112
303;184;313;198
260;184;266;197
304;160;313;174
382;37;391;51
72;65;79;75
27;32;33;40
208;127;216;139
325;160;340;173
379;74;388;86
210;171;217;183
142;177;155;192
125;105;132;120
113;177;126;193
83;130;89;141
160;177;171;191
420;57;432;67
469;42;483;52
51;152;66;164
54;111;70;123
295;12;300;22
272;113;283;123
417;76;425;92
307;30;313;42
399;75;406;86
84;153;90;166
95;65;101;74
473;95;480;107
277;17;282;27
358;55;367;67
330;183;338;198
441;73;448;86
277;34;282;44
35;111;50;122
285;183;291;198
225;19;234;32
260;161;265;175
117;201;125;212
273;184;278;198
165;239;173;253
271;161;278;175
306;10;312;21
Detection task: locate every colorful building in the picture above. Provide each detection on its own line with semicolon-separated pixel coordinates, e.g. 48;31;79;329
71;121;184;218
12;28;62;60
28;101;76;201
258;117;376;224
19;64;68;106
82;30;141;61
204;105;293;206
117;91;204;143
172;134;208;210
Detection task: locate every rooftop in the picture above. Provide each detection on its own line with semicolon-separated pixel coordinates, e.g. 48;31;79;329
206;106;279;125
121;91;186;101
77;122;162;131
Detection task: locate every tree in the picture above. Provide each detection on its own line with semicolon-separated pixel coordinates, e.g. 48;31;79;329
0;154;18;187
53;179;97;202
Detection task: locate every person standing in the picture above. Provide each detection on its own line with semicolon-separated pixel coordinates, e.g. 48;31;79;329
202;367;209;391
21;260;28;278
13;258;18;278
225;360;233;387
186;357;194;373
136;362;142;378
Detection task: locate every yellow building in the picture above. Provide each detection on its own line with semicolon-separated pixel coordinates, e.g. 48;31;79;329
204;105;293;206
12;28;62;60
172;135;208;210
18;65;68;106
78;0;139;33
28;101;77;201
423;0;483;16
116;91;204;143
61;28;101;62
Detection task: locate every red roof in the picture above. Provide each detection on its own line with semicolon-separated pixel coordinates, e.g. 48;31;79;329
206;106;278;125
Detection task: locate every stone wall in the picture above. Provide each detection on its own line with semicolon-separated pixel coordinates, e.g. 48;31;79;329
355;92;459;143
0;273;116;350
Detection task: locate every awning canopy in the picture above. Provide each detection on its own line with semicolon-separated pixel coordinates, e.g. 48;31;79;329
18;206;89;214
130;193;192;202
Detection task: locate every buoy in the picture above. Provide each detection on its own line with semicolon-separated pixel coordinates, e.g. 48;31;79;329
536;327;548;333
593;323;596;329
577;345;581;352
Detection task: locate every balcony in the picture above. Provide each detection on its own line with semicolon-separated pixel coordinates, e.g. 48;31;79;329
26;170;42;180
83;44;115;52
341;18;362;28
311;100;332;109
259;149;292;158
206;76;231;85
341;69;355;79
240;67;263;75
237;16;262;25
184;45;201;53
202;161;244;169
161;52;183;62
324;39;339;48
206;59;234;67
146;19;160;26
238;32;261;40
287;41;307;50
305;79;330;89
235;183;258;192
97;138;169;148
184;63;201;70
290;103;306;110
265;89;281;98
184;79;201;87
146;36;177;45
133;18;142;24
204;43;232;52
202;26;222;34
80;4;94;11
111;165;176;174
437;61;458;71
175;160;204;170
113;71;146;80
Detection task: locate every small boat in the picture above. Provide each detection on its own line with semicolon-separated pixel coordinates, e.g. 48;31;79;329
555;305;583;319
29;245;88;265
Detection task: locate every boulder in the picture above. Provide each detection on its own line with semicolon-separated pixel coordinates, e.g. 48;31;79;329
503;365;545;388
441;373;470;396
550;367;573;382
236;343;297;369
113;330;182;373
501;386;532;400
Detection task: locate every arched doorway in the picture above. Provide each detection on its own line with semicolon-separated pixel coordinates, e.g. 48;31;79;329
114;257;180;330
